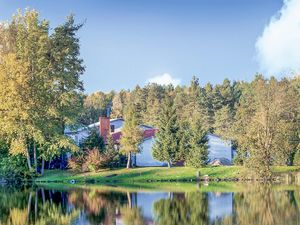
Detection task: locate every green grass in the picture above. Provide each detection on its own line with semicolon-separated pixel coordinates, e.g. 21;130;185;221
35;165;300;183
37;181;300;194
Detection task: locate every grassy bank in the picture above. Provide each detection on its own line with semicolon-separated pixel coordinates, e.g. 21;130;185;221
37;181;300;193
35;166;300;183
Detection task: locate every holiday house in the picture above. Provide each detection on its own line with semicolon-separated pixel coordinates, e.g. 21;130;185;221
65;117;234;166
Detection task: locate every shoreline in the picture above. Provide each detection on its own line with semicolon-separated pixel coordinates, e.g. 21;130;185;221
34;166;300;184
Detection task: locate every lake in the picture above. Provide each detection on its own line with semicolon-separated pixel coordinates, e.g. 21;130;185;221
0;182;299;225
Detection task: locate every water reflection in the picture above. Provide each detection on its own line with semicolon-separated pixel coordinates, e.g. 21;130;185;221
0;184;299;225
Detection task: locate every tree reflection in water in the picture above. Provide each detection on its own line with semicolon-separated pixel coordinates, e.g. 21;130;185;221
0;184;299;225
0;186;79;225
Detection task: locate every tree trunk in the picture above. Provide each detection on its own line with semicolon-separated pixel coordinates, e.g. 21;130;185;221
167;162;171;168
26;149;32;171
48;157;52;169
27;192;33;222
41;158;45;176
127;152;131;169
35;190;38;223
41;188;45;205
60;153;64;170
33;143;37;173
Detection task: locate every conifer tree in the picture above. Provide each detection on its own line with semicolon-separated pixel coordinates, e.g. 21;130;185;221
105;134;119;168
185;115;208;168
177;121;192;162
152;97;180;167
111;90;130;118
214;105;234;139
80;128;105;151
80;91;114;125
50;14;85;134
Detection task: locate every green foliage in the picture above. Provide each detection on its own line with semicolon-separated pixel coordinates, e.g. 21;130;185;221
0;139;29;179
120;103;143;168
84;149;109;172
232;76;299;178
293;149;300;166
154;192;208;225
153;97;180;167
68;151;85;172
68;148;115;172
121;206;145;225
185;117;208;168
214;105;234;138
0;10;84;175
80;91;114;125
0;155;30;179
105;134;120;168
80;128;105;151
111;90;130;118
69;134;120;172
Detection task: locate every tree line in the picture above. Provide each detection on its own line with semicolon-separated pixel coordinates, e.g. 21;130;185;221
82;75;300;177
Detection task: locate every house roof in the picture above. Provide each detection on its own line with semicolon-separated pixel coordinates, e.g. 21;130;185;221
110;128;157;143
64;118;125;134
66;117;157;143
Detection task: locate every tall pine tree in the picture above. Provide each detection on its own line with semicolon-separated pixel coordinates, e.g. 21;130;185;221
152;97;180;167
185;116;208;168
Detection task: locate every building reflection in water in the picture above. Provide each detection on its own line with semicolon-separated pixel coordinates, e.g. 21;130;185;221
0;184;299;225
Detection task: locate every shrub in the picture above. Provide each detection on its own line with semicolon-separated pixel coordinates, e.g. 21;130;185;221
83;149;109;172
68;154;85;172
0;155;30;180
68;147;118;172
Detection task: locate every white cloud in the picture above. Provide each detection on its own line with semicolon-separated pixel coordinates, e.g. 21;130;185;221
147;73;181;86
255;0;300;76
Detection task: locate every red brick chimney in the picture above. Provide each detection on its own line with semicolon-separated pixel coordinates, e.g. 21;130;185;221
99;116;110;142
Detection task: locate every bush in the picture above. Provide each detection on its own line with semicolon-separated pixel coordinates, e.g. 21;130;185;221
83;149;109;172
68;147;118;172
68;153;85;172
0;155;30;180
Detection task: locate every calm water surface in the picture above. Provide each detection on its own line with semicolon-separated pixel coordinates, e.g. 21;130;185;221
0;183;299;225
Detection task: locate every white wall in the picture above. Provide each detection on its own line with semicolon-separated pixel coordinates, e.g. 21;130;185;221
135;134;233;167
110;119;124;131
66;129;90;145
134;138;167;167
207;134;232;162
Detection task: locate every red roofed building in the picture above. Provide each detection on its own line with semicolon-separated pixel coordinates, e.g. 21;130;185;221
66;117;234;167
66;116;166;167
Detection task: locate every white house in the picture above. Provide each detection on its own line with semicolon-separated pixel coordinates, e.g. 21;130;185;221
65;117;234;166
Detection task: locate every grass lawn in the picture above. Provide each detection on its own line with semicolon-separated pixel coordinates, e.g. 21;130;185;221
35;165;300;183
37;181;300;193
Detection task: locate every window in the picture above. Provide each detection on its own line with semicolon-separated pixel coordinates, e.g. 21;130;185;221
110;125;115;133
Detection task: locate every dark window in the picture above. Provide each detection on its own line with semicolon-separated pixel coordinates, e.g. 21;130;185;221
110;125;115;133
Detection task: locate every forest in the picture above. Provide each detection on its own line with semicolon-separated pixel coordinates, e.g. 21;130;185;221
0;10;299;180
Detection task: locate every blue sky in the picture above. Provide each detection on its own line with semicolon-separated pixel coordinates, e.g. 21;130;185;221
0;0;288;93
